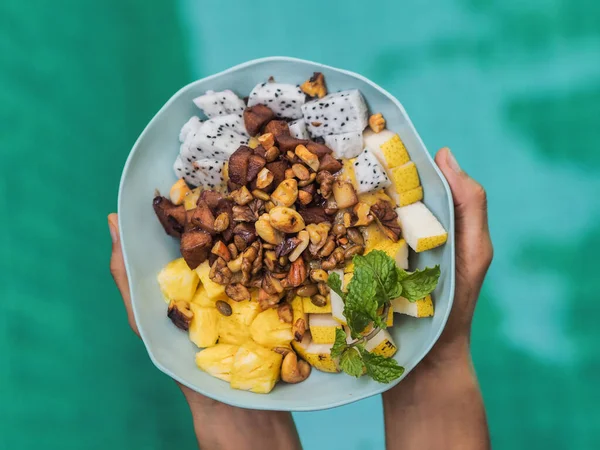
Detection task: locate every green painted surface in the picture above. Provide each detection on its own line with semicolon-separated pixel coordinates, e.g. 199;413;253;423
1;0;599;448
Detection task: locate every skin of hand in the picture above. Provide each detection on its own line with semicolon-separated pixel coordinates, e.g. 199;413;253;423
108;214;302;450
382;147;493;450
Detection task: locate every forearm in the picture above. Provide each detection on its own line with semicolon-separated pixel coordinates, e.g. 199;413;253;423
182;387;302;450
382;339;490;450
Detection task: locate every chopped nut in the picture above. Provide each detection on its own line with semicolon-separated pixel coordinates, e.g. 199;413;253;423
273;346;293;357
255;213;284;245
167;300;193;330
279;255;289;267
286;151;296;161
227;243;238;259
271;179;299;207
262;273;284;295
298;207;330;225
252;189;270;201
321;257;337;271
256;168;274;189
310;294;327;307
213;213;230;233
353;202;374;227
169;179;191;206
371;200;401;241
344;245;364;260
346;227;365;246
211;240;232;262
316;171;334;198
318;236;336;257
269;206;306;233
263;250;277;271
258;132;275;150
275;237;301;258
265;146;280;162
318;282;330;296
300;72;327;98
264;200;276;212
287;258;307;287
209;257;233;285
292;163;310;181
285;168;295;179
231;186;253;206
289;230;310;262
292;318;307;342
232;205;257;223
281;351;311;383
318;154;343;174
295;145;320;172
277;303;293;324
343;212;353;228
338;237;349;245
233;223;257;246
297;190;313;206
258;288;282;310
309;269;328;283
297;284;318;297
225;283;251;302
332;247;345;263
297;173;316;187
332;223;346;236
369;113;386;133
307;222;331;254
234;234;248;251
248;198;265;217
332;181;358;209
216;300;232;316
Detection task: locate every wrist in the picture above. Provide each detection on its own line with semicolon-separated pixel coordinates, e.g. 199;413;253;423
421;333;470;373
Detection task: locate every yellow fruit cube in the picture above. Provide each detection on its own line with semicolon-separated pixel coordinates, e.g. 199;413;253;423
302;296;332;314
191;285;223;307
250;308;294;349
339;158;358;189
194;261;226;299
188;304;219;348
248;136;260;149
195;344;239;382
365;329;397;358
396;202;448;252
230;341;282;394
358;190;394;207
157;258;199;303
309;314;342;344
390;185;423;207
381;134;410;169
218;299;261;345
389;161;420;193
391;294;434;318
184;187;202;211
292;333;339;373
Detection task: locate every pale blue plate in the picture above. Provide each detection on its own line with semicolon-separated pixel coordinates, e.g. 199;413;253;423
118;57;455;411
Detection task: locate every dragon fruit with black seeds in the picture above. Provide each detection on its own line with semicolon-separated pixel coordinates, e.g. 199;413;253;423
353;148;391;194
207;113;248;137
173;155;201;187
301;89;368;137
192;158;227;190
288;118;310;139
193;90;246;118
323;131;363;159
247;82;305;119
179;116;202;143
181;117;249;162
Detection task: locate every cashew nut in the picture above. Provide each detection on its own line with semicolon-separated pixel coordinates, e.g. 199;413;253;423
281;351;311;384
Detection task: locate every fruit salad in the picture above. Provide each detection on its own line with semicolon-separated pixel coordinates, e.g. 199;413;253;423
153;72;447;394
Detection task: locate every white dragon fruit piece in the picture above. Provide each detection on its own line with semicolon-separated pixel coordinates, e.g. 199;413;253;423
207;113;249;137
192;158;227;190
181;117;249;161
173;155;202;187
193;90;246;118
353;148;391;194
288;118;310;139
323;131;363;159
301;89;368;137
179;116;202;143
247;82;305;119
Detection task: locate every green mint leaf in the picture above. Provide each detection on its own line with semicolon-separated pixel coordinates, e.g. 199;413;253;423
344;267;379;336
327;272;345;300
353;251;401;307
339;348;365;378
330;328;348;358
359;348;405;383
398;265;441;302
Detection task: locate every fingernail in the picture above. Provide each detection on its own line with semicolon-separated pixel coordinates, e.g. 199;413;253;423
108;215;118;243
446;148;461;173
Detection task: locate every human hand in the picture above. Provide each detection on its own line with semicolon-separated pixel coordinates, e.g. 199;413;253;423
429;147;493;361
107;213;302;450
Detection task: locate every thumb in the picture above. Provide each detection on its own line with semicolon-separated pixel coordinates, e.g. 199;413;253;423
435;147;489;240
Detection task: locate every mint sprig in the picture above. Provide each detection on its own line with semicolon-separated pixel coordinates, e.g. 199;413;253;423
327;250;440;383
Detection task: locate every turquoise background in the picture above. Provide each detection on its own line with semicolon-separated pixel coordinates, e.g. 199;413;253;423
2;0;599;448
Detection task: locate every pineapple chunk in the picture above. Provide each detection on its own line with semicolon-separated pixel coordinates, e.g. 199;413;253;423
309;314;342;344
358;190;394;207
184;187;202;211
396;202;448;253
157;258;199;303
292;333;339;373
302;296;332;314
391;294;434;318
188;304;219;348
195;344;239;382
194;261;226;299
218;299;261;345
339;158;358;189
250;308;294;349
365;329;397;358
191;285;223;307
230;341;282;394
